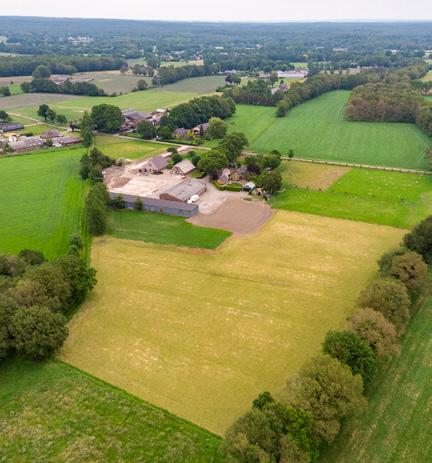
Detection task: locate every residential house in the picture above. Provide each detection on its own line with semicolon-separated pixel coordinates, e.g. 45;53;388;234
122;108;168;129
192;122;210;137
140;155;168;174
160;179;206;202
171;159;195;176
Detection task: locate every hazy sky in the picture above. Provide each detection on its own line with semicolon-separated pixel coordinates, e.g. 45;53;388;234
3;0;432;22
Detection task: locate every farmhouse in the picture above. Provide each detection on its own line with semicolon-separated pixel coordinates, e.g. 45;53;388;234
108;192;199;217
0;123;24;132
160;179;206;202
173;128;189;139
192;122;210;136
122;108;168;128
139;155;168;173
171;159;195;175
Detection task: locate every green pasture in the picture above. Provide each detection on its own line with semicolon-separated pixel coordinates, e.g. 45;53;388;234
0;359;221;462
95;135;173;159
322;296;432;463
273;166;432;229
107;209;231;249
159;75;225;94
225;91;431;169
0;147;86;258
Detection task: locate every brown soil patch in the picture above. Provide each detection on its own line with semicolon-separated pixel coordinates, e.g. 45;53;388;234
189;198;273;235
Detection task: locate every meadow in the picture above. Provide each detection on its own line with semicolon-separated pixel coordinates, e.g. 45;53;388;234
95;135;173;159
322;296;432;463
74;71;152;94
225;91;431;169
0;148;86;258
60;211;403;434
0;359;221;462
421;70;432;82
273;165;432;229
0;93;78;110
107;209;230;249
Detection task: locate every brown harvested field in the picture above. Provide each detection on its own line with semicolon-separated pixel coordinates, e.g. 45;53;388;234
0;75;31;86
189;197;274;235
282;161;351;190
60;211;404;434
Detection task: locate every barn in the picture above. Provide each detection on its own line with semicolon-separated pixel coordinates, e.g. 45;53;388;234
159;179;206;202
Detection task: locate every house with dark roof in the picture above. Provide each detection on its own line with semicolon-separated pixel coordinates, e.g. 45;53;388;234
171;159;195;176
173;128;189;139
160;179;206;202
192;122;210;136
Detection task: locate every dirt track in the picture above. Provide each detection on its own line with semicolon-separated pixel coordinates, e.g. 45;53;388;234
189;197;273;235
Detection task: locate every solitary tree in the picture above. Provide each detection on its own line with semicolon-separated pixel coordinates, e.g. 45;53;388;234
0;110;11;122
37;104;50;121
136;79;148;91
91;104;123;133
261;172;282;195
10;306;68;360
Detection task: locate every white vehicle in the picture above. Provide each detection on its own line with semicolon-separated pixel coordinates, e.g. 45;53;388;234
187;194;200;204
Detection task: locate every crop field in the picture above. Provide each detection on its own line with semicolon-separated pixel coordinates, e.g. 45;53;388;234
273;166;432;229
13;88;199;122
322;296;432;463
225;91;431;169
60;211;403;434
160;75;225;94
0;93;78;110
0;147;86;258
95;135;173;159
107;209;230;248
0;359;221;462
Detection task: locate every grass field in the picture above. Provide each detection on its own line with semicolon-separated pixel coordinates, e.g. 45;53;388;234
225;91;431;169
322;296;432;463
0;358;221;462
0;93;78;110
107;209;230;249
0;148;86;258
60;211;403;434
13;89;199;122
74;71;152;94
95;135;173;159
273;166;432;229
421;70;432;82
159;75;225;94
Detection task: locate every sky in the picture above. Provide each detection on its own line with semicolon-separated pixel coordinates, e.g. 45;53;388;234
3;0;432;22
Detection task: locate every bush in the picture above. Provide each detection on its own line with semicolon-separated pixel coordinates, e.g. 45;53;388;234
323;330;378;386
358;278;411;332
171;153;183;164
69;233;83;249
10;306;68;360
349;308;399;358
111;194;126;209
18;249;45;266
134;197;143;211
192;154;201;166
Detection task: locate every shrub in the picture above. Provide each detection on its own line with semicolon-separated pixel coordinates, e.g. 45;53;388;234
192;154;201;166
349;308;399;358
10;306;68;360
323;330;378;386
134;197;143;211
18;249;45;266
358;278;411;332
69;233;83;249
111;194;126;209
171;153;183;164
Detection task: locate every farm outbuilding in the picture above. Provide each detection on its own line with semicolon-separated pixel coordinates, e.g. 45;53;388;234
0;123;24;132
160;179;206;202
108;192;199;217
140;155;168;174
171;159;195;175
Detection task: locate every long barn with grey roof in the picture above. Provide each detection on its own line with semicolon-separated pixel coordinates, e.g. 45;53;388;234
159;179;206;202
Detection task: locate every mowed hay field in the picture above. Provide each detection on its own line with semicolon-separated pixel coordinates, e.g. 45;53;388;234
226;91;431;169
322;297;432;463
0;148;86;258
274;164;432;229
95;135;173;160
60;211;404;434
0;359;221;461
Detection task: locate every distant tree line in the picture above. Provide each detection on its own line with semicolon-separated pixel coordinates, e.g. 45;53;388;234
346;83;432;136
224;79;281;106
221;214;431;462
22;78;105;97
154;64;210;86
0;242;96;362
0;55;126;77
163;95;236;130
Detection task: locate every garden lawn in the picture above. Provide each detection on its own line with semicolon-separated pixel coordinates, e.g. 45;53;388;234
60;211;403;434
107;209;230;249
95;135;173;159
273;166;432;229
0;147;86;258
0;359;221;462
226;91;431;169
322;296;432;463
